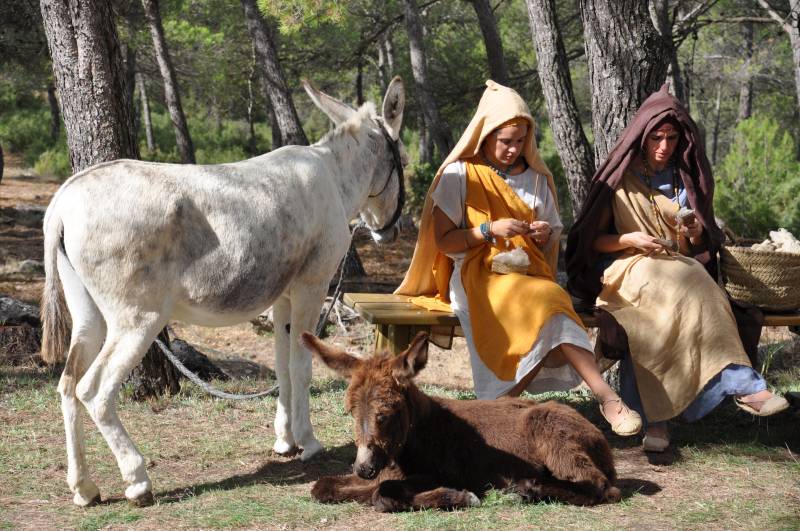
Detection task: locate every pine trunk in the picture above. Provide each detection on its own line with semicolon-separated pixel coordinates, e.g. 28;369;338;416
526;0;594;217
137;72;155;152
141;0;195;164
469;0;509;85
40;0;178;399
581;0;669;165
47;82;60;140
738;21;754;123
240;0;308;146
403;0;452;159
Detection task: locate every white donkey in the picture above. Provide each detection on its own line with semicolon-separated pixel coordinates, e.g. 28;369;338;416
40;78;406;507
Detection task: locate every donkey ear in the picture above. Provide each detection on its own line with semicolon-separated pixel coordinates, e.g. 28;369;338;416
381;76;405;141
302;79;355;127
299;331;361;377
392;331;429;381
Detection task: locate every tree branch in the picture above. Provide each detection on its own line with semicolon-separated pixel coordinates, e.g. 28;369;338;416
755;0;792;33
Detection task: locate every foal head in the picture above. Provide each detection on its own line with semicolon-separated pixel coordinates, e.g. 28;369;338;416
300;332;429;479
302;77;407;244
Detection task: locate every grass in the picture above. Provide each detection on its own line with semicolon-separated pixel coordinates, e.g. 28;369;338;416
1;341;800;530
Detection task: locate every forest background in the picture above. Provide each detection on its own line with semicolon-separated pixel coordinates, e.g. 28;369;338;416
1;0;799;239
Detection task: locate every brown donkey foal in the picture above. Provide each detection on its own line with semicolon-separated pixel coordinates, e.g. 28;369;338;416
300;331;621;512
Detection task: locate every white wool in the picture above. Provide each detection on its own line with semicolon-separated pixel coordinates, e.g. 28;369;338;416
493;246;530;268
751;228;800;254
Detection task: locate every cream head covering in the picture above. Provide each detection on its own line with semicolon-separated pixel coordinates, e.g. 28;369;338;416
396;80;559;297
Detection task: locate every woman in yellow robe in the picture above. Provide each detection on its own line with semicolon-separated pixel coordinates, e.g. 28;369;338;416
396;80;641;436
566;85;789;453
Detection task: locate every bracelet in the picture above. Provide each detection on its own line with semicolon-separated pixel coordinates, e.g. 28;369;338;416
479;221;495;244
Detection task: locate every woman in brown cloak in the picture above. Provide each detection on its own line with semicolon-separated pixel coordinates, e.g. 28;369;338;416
566;85;789;452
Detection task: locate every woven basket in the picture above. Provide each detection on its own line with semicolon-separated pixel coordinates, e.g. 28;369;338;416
491;261;528;275
719;244;800;311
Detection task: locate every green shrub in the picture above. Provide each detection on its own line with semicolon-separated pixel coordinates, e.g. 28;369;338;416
715;115;800;238
33;144;71;179
0;108;54;166
405;160;437;219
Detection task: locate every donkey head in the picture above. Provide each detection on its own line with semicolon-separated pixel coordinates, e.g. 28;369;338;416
302;78;407;244
300;331;429;479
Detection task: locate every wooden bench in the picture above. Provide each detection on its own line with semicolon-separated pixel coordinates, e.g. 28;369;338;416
343;292;800;355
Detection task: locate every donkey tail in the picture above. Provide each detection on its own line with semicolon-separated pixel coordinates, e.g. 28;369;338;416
40;207;70;365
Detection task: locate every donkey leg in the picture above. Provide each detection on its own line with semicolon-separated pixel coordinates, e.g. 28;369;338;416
288;284;327;461
538;445;615;504
271;295;297;455
57;256;106;506
312;474;378;505
76;316;164;505
515;477;602;506
372;479;481;512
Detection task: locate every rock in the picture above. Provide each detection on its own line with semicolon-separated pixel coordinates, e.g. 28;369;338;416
0;205;46;228
0;296;41;327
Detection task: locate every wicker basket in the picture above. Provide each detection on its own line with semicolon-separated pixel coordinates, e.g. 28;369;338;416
491;261;528;275
719;244;800;311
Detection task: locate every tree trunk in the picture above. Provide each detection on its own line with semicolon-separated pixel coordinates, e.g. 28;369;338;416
137;72;155;152
649;0;686;105
46;81;60;141
712;81;722;165
356;55;365;106
40;0;140;172
468;0;509;85
126;329;180;400
738;21;754;123
141;0;195;164
525;0;594;217
247;43;258;155
403;0;452;159
757;0;800;115
0;143;3;185
267;103;283;150
40;0;178;398
581;0;669;165
240;0;308;146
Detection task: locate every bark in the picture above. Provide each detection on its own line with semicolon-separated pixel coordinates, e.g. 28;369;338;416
356;56;365;106
39;0;139;172
247;42;258;155
649;0;686;104
141;0;195;163
46;82;60;140
377;34;389;90
526;0;594;217
738;21;754;123
137;72;155;152
0;143;3;185
711;81;722;165
241;0;308;146
40;0;178;398
403;0;452;158
756;0;799;113
267;103;283;150
418;114;433;165
468;0;509;85
581;0;670;165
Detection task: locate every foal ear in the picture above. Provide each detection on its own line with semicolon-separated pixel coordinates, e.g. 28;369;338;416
392;331;429;381
381;76;405;141
299;331;361;377
302;79;355;127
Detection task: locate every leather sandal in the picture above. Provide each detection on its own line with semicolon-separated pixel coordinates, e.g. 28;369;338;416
642;433;670;453
734;394;790;417
600;399;642;436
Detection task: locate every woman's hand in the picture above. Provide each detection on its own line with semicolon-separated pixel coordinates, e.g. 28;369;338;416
679;218;703;244
619;231;665;253
528;220;552;247
490;218;531;238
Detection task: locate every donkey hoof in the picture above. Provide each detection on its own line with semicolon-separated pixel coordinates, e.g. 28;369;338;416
73;491;101;507
127;491;154;507
299;439;323;461
272;439;298;455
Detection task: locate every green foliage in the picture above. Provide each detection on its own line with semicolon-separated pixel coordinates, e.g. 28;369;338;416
257;0;346;33
33;142;71;179
406;160;437;219
0;107;53;166
715;115;800;238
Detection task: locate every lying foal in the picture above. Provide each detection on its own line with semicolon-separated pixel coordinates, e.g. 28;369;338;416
300;331;621;511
